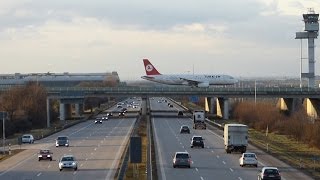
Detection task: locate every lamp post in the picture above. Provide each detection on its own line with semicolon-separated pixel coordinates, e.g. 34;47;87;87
2;112;5;155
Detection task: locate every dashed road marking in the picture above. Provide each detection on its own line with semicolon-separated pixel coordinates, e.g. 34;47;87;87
230;168;233;172
37;173;42;177
222;161;226;164
200;177;204;180
195;168;199;172
217;155;220;159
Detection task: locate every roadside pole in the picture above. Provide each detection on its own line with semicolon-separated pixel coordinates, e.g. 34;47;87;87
2;112;5;155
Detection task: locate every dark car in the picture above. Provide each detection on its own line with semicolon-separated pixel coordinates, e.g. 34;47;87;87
190;136;205;148
38;149;53;161
56;136;69;147
119;112;125;116
180;125;190;134
173;152;191;168
178;111;184;116
95;117;103;124
258;167;281;180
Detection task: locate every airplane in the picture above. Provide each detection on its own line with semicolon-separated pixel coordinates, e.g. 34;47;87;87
141;59;238;88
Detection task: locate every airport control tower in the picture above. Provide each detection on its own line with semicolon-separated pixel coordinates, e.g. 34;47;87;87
296;8;319;88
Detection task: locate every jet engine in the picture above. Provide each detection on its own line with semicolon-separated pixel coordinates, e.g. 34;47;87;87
196;82;209;88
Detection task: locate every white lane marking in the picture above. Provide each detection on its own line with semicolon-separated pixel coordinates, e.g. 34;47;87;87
217;155;220;159
73;171;77;175
230;168;233;172
37;173;42;177
0;153;37;176
182;146;185;149
207;129;224;140
258;161;266;166
211;150;214;153
105;119;136;180
222;161;226;164
200;177;204;180
94;148;97;151
195;168;199;172
152;118;167;180
238;177;242;180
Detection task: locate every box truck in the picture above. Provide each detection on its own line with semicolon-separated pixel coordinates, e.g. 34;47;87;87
224;124;248;153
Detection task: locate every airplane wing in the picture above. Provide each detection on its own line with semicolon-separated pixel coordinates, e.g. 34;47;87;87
180;77;210;87
179;78;200;86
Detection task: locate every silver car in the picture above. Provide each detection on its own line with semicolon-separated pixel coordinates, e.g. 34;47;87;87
58;155;78;171
173;152;191;168
239;152;258;167
21;134;34;144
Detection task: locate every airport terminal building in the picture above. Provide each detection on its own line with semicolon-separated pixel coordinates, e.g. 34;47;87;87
0;71;120;87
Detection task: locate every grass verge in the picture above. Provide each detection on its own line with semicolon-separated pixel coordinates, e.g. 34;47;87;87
0;149;25;162
124;117;148;180
249;129;320;178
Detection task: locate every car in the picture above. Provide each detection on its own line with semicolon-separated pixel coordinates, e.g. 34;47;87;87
173;152;191;168
38;149;53;161
21;134;34;144
95;117;102;124
190;135;204;148
107;112;113;117
239;152;258;167
258;167;281;180
169;104;174;108
56;136;69;147
178;111;184;116
121;108;127;113
180;125;190;134
119;112;125;116
102;116;108;120
58;155;78;171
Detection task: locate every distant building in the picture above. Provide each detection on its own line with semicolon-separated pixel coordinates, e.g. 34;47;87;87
0;71;120;87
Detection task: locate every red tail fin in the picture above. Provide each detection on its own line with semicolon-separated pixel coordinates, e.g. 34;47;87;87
143;59;161;75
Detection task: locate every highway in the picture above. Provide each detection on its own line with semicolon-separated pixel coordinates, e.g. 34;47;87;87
150;97;313;180
0;114;136;180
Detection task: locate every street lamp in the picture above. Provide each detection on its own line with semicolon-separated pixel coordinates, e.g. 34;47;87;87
1;112;5;155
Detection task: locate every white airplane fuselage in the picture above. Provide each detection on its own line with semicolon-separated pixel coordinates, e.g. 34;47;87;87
141;74;238;87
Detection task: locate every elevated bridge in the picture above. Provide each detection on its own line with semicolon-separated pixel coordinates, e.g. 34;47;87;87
1;86;319;126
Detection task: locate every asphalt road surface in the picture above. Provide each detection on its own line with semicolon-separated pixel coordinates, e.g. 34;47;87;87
0;116;136;180
150;97;312;180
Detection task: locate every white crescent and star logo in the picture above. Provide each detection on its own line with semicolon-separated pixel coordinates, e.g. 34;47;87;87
146;64;154;72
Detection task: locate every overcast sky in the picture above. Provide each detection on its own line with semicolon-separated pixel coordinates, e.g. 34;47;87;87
0;0;319;80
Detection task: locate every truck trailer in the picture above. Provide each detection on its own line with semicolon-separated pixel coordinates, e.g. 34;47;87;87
193;110;206;130
224;124;248;153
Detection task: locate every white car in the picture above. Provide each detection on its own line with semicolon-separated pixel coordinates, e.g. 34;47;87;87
239;152;258;167
58;155;78;171
21;134;34;144
258;167;281;180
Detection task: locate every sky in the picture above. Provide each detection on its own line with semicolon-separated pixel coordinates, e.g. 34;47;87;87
0;0;320;81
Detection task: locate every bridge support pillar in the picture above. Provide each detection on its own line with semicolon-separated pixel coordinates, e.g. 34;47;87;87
75;103;83;117
205;97;217;114
306;98;320;119
46;98;50;128
59;102;66;121
217;98;229;119
141;97;147;115
279;98;302;115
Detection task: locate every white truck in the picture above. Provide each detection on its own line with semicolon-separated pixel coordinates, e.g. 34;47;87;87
192;110;206;130
224;124;248;153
